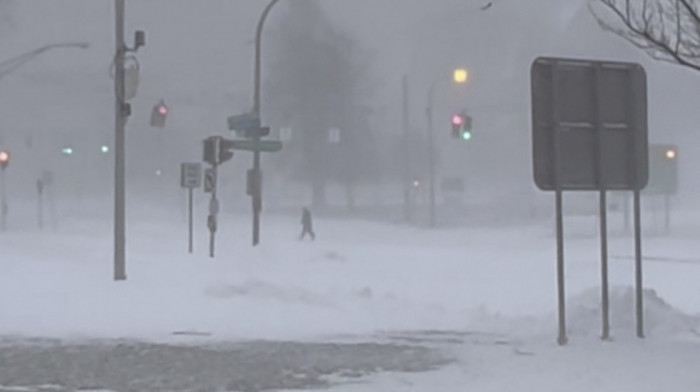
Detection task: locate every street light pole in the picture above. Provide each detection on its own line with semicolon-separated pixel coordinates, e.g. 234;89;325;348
251;0;283;246
426;81;438;228
424;68;469;228
402;75;411;222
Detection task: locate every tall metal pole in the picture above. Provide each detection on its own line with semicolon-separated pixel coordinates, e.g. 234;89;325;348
251;0;282;246
634;189;644;338
551;63;567;346
426;107;436;227
113;0;127;281
402;75;411;222
555;189;567;345
664;194;670;234
594;65;610;340
188;187;194;253
426;82;438;228
209;172;218;258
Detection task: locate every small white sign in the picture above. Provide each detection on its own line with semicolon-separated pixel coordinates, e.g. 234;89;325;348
180;163;202;189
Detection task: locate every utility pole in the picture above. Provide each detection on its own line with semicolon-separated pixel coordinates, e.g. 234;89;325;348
251;0;282;246
112;0;144;280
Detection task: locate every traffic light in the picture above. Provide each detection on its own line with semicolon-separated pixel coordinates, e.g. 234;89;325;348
461;115;473;141
451;114;463;138
218;138;234;164
150;99;168;128
203;136;234;166
451;113;473;141
0;150;9;170
203;136;219;165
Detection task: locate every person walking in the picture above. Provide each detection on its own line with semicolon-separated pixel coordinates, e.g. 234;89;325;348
300;207;315;241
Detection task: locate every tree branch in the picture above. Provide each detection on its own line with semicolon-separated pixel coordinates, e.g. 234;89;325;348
592;0;700;72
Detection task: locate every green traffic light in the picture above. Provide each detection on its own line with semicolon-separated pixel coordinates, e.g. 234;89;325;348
461;131;472;141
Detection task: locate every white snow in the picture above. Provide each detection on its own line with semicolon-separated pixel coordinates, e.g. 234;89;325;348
1;203;699;390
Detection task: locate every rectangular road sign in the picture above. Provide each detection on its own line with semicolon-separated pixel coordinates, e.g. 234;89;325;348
204;168;216;193
180;163;202;189
227;112;260;132
236;126;271;139
226;139;282;153
531;57;648;191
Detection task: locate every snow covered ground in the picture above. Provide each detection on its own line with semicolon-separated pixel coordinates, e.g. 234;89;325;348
1;201;699;390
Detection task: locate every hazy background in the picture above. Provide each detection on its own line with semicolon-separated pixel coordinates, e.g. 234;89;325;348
0;0;698;226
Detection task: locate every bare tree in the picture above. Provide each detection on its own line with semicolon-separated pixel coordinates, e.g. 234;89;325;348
265;0;377;209
591;0;700;72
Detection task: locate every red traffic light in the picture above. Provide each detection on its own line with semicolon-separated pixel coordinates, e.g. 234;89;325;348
452;114;463;126
0;150;9;170
151;100;168;128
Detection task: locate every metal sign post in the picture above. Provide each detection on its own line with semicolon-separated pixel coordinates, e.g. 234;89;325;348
634;189;644;338
203;166;218;258
532;57;648;344
549;64;567;346
593;64;610;341
180;163;202;254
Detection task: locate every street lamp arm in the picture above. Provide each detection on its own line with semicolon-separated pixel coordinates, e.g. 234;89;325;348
253;0;283;115
0;42;89;80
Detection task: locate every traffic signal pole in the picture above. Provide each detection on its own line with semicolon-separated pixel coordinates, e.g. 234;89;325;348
251;0;282;246
114;0;127;281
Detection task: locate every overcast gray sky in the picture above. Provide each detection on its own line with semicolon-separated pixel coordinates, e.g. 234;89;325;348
1;0;700;202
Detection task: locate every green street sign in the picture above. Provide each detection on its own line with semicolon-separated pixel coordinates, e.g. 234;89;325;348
228;139;282;153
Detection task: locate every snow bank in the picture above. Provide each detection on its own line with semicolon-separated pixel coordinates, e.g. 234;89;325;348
566;286;700;339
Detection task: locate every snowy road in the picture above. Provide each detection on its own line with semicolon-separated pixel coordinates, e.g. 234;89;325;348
0;337;449;391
